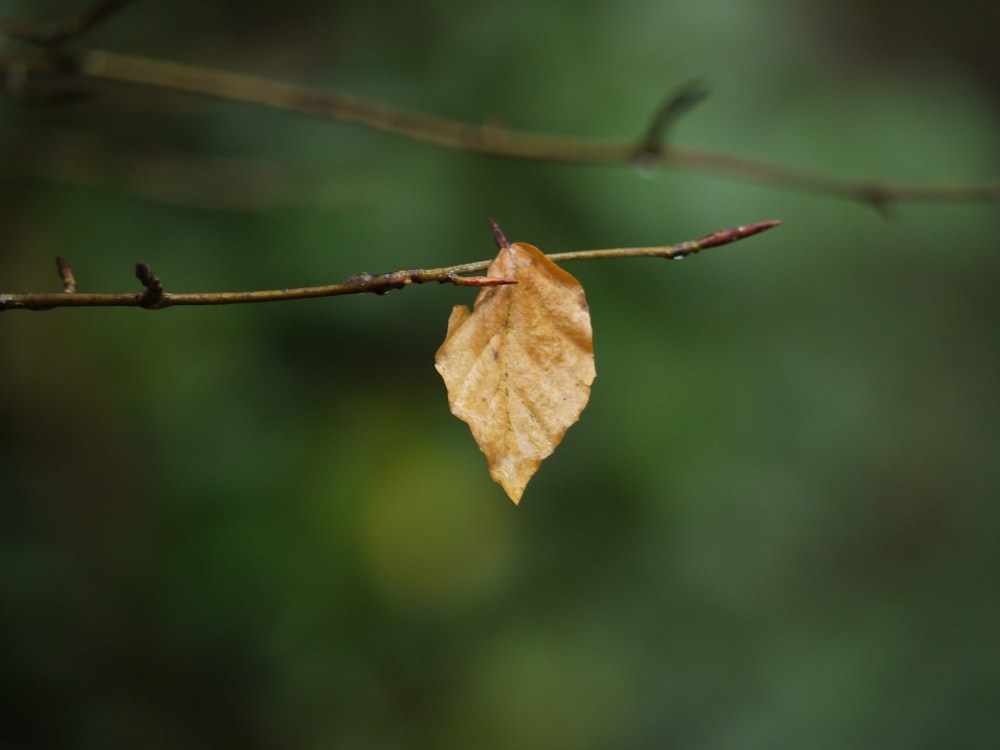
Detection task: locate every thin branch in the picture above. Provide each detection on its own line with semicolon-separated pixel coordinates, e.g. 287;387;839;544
637;78;711;157
0;0;135;46
0;220;780;312
75;51;1000;209
0;128;304;211
2;46;996;209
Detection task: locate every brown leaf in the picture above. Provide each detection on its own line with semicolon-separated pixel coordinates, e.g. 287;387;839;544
435;242;595;504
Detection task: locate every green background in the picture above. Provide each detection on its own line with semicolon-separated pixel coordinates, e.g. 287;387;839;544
2;1;998;747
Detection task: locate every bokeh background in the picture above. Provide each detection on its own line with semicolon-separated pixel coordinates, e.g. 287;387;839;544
2;1;999;748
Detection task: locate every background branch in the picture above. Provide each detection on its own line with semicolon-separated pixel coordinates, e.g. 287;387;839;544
0;0;135;45
71;51;1000;209
0;221;779;312
0;41;995;210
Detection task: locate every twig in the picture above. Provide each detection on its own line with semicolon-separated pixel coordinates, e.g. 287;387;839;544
1;0;135;46
74;51;1000;209
0;220;780;312
636;78;711;158
1;44;995;209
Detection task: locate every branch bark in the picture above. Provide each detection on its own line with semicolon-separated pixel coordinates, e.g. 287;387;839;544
0;221;779;312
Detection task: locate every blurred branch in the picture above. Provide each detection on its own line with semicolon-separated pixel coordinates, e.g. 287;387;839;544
636;78;712;158
78;52;1000;208
0;44;996;210
0;221;779;312
2;128;305;211
0;0;135;45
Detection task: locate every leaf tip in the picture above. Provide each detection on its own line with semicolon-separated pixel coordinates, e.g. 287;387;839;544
495;474;526;505
489;455;540;505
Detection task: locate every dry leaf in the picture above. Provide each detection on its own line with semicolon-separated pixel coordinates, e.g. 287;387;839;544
435;241;595;504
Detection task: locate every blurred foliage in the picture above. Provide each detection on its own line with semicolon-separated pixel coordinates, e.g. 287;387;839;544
1;0;999;748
